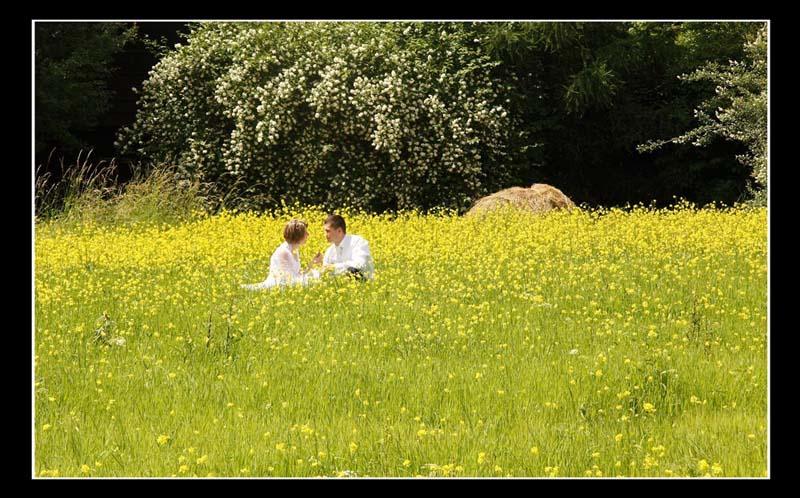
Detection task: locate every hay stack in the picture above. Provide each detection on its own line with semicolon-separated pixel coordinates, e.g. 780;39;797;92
467;183;576;215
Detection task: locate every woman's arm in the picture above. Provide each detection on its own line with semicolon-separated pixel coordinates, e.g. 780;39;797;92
275;249;303;281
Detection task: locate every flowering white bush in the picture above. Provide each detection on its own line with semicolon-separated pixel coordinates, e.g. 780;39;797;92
119;22;521;211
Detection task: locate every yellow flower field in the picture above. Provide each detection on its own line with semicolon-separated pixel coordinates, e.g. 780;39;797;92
34;205;767;477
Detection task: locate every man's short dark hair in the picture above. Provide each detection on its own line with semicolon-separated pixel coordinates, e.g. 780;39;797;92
324;214;346;233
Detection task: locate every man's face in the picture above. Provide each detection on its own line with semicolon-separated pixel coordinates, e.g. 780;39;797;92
324;223;345;245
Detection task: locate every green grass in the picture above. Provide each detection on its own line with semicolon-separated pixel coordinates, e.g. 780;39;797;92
34;205;767;477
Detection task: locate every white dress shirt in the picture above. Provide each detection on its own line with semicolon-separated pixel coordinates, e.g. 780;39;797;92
323;234;375;279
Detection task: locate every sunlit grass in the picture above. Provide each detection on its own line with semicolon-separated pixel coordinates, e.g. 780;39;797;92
34;204;767;477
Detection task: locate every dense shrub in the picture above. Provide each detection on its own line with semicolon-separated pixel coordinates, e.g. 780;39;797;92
119;22;523;212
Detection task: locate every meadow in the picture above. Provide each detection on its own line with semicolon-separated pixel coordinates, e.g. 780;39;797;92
34;205;767;477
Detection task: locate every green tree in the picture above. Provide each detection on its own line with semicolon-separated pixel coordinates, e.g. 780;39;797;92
35;22;137;162
476;21;761;205
638;23;767;200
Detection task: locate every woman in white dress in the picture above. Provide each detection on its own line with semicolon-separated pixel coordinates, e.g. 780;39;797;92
242;219;321;290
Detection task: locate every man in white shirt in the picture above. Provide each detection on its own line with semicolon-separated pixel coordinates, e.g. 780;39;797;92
311;214;375;280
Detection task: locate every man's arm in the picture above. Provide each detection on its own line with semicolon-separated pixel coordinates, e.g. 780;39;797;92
347;239;371;270
323;246;334;265
322;246;342;273
331;239;371;273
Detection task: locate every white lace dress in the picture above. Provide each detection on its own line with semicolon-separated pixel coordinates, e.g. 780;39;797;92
242;242;320;290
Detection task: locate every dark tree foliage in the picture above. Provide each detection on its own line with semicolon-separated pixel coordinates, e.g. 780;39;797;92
476;21;762;206
35;22;137;163
38;21;766;210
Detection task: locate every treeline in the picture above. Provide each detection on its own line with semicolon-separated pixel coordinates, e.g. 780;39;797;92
36;21;767;212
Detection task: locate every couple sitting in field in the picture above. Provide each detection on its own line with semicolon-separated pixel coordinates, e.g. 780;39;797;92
242;214;374;290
